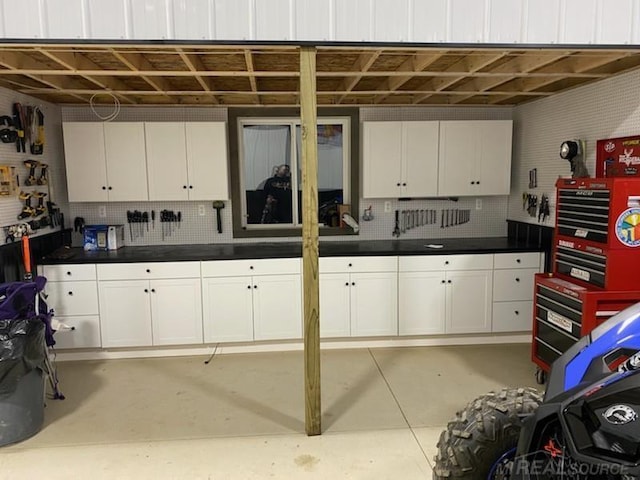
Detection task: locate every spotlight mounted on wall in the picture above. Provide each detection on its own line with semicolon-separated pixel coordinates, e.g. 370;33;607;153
560;139;590;178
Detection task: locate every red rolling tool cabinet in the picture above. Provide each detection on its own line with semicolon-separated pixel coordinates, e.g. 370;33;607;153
532;177;640;382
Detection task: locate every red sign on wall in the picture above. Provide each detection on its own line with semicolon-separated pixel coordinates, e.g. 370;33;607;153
596;135;640;177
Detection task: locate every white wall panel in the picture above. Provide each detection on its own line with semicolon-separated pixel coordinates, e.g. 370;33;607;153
524;0;560;44
213;0;252;40
255;0;292;41
295;0;332;41
373;0;409;42
596;0;633;45
633;0;640;44
131;0;171;39
488;0;522;43
334;0;371;42
448;0;485;43
44;0;86;39
172;0;213;40
411;0;448;43
1;0;44;38
86;0;130;39
560;0;597;44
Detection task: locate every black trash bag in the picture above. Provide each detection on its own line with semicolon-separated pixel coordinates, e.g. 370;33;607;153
0;318;45;396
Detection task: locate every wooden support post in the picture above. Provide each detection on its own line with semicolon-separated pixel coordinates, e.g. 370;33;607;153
300;46;321;436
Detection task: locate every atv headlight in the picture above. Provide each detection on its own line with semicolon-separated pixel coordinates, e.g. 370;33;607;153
560;140;580;160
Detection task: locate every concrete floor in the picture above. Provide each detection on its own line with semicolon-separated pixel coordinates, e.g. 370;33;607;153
2;344;540;479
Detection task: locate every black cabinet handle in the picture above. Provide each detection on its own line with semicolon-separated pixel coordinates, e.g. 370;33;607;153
470;181;474;185
183;185;187;189
345;282;349;286
68;291;73;296
515;278;520;282
66;271;71;276
189;185;193;189
151;289;156;293
254;285;258;289
477;181;480;185
445;261;449;265
250;266;254;270
146;269;151;273
348;263;352;267
516;259;521;263
144;289;149;293
351;282;355;286
441;280;445;284
247;285;251;289
396;183;401;186
447;280;452;284
108;186;112;190
102;186;106;190
515;310;519;315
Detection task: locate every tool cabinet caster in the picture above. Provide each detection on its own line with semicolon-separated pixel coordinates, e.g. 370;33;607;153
535;368;547;385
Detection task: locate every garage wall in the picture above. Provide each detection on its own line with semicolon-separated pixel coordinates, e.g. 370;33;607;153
0;0;638;45
508;68;640;226
0;86;67;246
61;104;514;245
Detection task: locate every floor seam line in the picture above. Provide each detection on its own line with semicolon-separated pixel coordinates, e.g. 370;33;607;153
367;348;433;468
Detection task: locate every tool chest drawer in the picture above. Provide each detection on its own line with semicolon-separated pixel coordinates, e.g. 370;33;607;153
492;301;532;332
319;256;397;274
399;254;493;272
45;281;99;316
201;258;301;277
493;268;538;302
42;264;97;282
97;262;200;280
493;252;540;270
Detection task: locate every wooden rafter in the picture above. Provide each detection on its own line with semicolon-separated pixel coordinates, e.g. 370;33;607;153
244;49;259;104
375;52;444;103
337;51;381;103
109;49;173;97
176;48;218;104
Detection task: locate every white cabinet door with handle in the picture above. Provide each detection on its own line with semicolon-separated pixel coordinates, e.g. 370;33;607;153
99;280;153;347
253;275;302;340
145;122;189;200
350;272;398;337
185;122;229;201
62;123;108;202
319;273;351;338
150;278;203;346
399;271;446;335
202;276;254;343
402;121;439;197
104;122;149;201
445;270;493;334
362;122;403;198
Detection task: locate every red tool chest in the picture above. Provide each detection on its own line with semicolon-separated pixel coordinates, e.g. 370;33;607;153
532;176;640;378
533;273;640;372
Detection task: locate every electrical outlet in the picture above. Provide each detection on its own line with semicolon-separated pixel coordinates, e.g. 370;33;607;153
198;204;206;216
476;199;482;210
384;201;392;213
98;205;107;218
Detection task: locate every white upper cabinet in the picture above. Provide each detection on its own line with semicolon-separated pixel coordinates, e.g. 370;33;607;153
438;120;513;197
146;122;229;201
63;122;148;202
363;121;439;198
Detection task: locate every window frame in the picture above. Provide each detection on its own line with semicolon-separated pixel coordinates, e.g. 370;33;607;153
229;107;360;239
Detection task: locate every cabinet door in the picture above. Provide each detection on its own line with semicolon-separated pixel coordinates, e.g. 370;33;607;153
399;272;446;335
362;122;402;198
202;276;254;342
150;278;203;346
445;270;493;334
478;121;512;195
45;281;99;316
51;316;102;349
104;122;149;201
145;122;189;200
62;123;108;202
253;275;302;340
402;121;439;197
319;273;351;338
351;272;398;336
99;280;152;347
492;301;532;333
438;121;476;196
185;122;229;201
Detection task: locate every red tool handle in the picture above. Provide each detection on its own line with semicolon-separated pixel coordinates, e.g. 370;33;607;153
22;235;32;280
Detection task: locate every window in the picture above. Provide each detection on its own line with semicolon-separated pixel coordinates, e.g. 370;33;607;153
229;108;359;238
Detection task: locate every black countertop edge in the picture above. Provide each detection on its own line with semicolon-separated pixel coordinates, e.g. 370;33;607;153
39;237;543;265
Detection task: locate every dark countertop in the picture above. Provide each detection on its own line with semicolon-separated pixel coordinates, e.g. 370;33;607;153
40;237;543;265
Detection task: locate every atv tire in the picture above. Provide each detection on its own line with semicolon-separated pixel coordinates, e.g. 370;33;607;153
433;387;543;479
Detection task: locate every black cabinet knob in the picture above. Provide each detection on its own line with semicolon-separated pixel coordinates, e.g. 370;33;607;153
146;269;151;273
254;285;258;289
351;282;355;286
345;282;349;286
183;185;187;189
68;291;73;296
397;183;401;186
144;289;149;293
247;285;251;289
102;186;106;190
516;259;521;263
445;261;449;265
470;181;474;185
515;278;520;282
447;280;452;284
250;266;254;270
402;183;406;186
348;263;352;267
441;280;445;284
151;289;156;293
189;185;193;189
108;186;112;190
477;181;480;185
515;310;519;315
66;271;71;276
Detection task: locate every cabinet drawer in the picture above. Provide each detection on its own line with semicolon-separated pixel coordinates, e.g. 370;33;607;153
97;262;200;280
399;254;493;272
493;268;538;302
319;256;397;273
494;252;540;270
492;301;532;333
201;258;300;277
45;281;99;316
52;316;101;349
42;264;96;282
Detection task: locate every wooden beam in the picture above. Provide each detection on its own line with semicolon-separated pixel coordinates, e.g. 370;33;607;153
176;48;218;104
375;52;443;103
337;51;381;103
109;49;174;95
244;50;259;104
35;48;135;104
300;46;321;437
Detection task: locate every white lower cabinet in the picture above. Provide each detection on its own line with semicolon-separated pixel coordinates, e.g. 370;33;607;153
399;255;493;335
202;259;302;343
51;316;102;349
150;278;203;346
319;257;398;338
445;270;493;334
99;280;153;348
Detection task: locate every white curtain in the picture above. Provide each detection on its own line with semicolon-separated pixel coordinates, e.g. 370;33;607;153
242;125;291;190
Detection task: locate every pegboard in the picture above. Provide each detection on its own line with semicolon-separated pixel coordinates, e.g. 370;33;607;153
64;105;513;246
0;86;68;246
509;68;640;227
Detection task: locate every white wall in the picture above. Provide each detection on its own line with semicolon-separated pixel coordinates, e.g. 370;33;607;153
509;69;640;226
0;86;67;245
0;0;638;45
